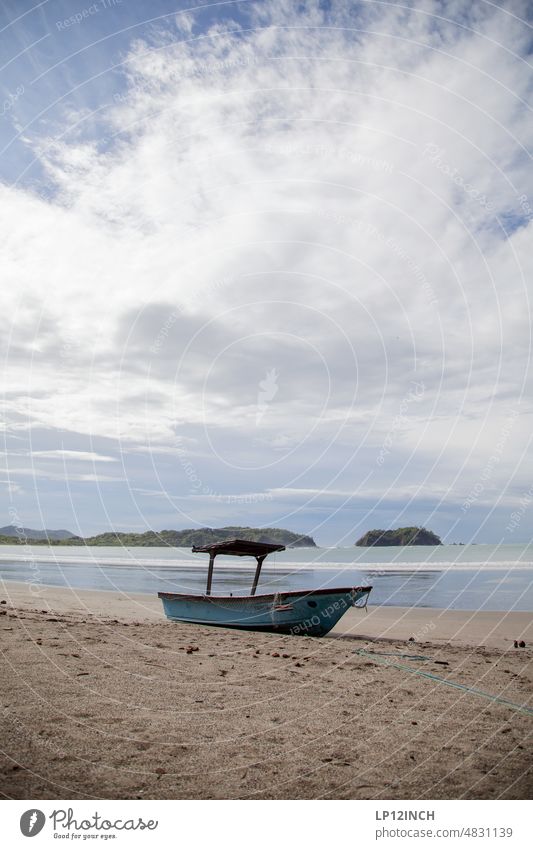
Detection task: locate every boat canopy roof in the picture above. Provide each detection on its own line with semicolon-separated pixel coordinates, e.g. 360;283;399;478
192;538;286;557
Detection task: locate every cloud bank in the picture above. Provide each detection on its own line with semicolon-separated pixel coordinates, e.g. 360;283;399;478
1;0;532;542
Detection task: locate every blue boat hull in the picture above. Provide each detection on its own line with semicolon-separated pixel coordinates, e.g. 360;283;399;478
158;586;372;637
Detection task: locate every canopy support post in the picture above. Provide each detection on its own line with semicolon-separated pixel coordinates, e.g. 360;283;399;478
251;555;266;596
206;553;216;595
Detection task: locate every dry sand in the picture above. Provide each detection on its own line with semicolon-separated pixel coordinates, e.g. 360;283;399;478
1;581;532;800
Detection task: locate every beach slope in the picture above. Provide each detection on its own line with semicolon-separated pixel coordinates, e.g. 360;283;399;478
1;583;531;800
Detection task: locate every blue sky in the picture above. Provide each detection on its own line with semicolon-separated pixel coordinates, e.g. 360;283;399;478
1;0;532;544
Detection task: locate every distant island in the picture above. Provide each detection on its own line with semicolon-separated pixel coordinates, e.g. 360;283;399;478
0;525;316;548
0;525;75;541
355;527;442;547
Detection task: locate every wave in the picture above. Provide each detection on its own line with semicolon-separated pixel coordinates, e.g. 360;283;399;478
0;551;532;572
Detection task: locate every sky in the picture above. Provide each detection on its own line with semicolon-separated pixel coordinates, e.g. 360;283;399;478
0;0;532;545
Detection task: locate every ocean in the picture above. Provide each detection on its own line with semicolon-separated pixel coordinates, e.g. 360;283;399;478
0;543;532;611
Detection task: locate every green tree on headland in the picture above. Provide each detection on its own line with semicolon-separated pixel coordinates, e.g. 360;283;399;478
355;527;442;547
0;526;316;548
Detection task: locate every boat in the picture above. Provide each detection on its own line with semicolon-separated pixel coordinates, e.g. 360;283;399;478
158;538;372;637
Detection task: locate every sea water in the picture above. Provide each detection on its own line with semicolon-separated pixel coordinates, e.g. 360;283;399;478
0;543;532;611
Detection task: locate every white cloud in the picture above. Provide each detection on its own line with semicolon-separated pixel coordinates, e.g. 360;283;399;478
1;0;531;538
31;450;116;462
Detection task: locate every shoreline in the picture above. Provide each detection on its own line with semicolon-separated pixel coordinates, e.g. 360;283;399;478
1;580;531;649
1;580;531;800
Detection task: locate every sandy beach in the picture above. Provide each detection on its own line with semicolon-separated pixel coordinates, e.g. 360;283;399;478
1;581;531;799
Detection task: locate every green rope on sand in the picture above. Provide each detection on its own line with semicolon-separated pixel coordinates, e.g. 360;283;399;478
356;649;533;717
361;650;432;661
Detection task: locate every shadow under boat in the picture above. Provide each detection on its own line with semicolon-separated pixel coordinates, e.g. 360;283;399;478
158;539;372;637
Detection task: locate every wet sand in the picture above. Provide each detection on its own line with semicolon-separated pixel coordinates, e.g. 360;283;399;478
1;581;531;800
